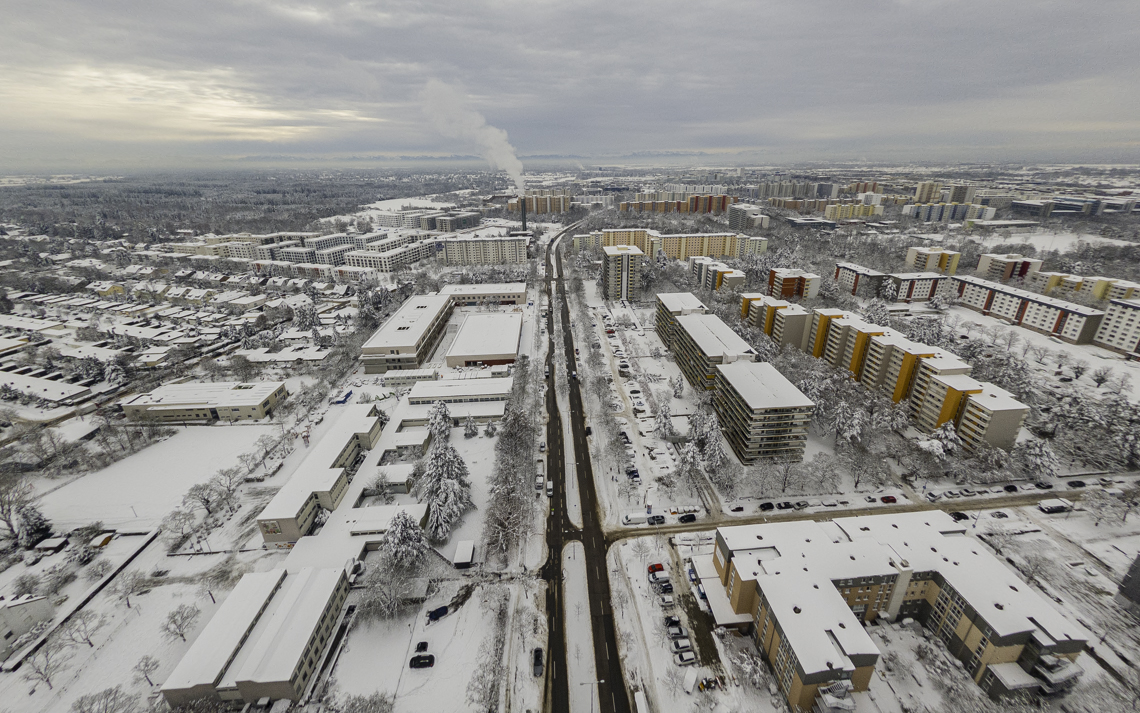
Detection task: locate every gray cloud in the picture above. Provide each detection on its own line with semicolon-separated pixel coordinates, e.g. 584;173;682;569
1;0;1137;171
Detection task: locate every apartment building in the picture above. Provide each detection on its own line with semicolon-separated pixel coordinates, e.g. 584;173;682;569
913;181;942;203
438;282;526;305
742;294;787;332
161;567;349;706
1078;276;1140;301
671;313;756;389
823;318;888;376
902;203;996;223
907;354;973;423
859;333;940;402
771;304;810;349
835;263;886;297
887;272;948;303
122;382;288;422
726;203;771;231
905;247;960;275
572;228;766;261
1027;272;1079;294
601;245;644;301
509;194;571;214
823;203;883;220
441;235;527;265
655;292;708;349
713;361;814;463
690;256;744;292
705;512;1086;710
975;254;1043;283
360;294;453;373
804;308;850;357
1092;299;1140;356
768;268;821;299
257;404;384;546
953;275;1104;344
434;212;481;231
956;383;1030;451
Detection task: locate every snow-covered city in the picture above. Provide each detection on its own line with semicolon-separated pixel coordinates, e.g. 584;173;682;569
2;3;1140;713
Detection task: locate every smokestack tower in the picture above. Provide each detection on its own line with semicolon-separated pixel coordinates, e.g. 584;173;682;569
520;193;527;232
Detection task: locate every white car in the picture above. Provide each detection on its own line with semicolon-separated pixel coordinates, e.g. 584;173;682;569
670;638;692;653
673;651;697;666
658;594;675;607
666;626;688;640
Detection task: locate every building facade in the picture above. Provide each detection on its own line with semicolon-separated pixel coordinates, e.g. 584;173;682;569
713;361;814;463
360;294;453;373
905;247;960;275
601;245;644;301
655;292;707;350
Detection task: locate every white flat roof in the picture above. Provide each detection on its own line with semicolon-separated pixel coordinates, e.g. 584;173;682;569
675;313;755;359
603;245;643;256
439;283;526;296
162;570;286;693
716;361;814;410
225;568;345;688
122;381;284;410
656;292;707;313
361;294;451;352
407;377;513;404
446;313;522;361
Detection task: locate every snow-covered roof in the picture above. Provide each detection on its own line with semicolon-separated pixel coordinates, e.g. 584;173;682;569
445;313;522;362
407;376;513;404
675;313;755;359
656;292;707;314
715;361;814;411
361;294;452;352
954;275;1105;317
122;381;285;410
438;282;526;297
162;570;286;695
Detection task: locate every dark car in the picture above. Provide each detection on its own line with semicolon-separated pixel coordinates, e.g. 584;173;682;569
1003;484;1019;493
950;511;970;522
415;641;428;653
664;615;681;627
759;502;775;512
648;515;666;525
731;505;745;512
678;513;697;523
776;501;794;510
427;605;448;622
533;648;544;677
991;511;1009;519
410;654;435;669
657;582;674;594
1067;480;1086;488
881;495;897;504
585;426;592;436
1034;482;1054;490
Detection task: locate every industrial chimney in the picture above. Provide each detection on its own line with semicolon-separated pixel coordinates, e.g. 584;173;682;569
520;193;527;232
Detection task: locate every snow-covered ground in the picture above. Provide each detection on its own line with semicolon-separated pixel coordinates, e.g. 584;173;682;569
563;541;600;713
34;424;277;530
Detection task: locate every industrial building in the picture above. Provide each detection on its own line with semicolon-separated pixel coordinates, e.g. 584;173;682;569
360;294;453;373
121;381;288;422
444;313;523;367
601;244;644;301
713;361;814;463
654;292;707;350
438;282;526;305
703;512;1086;711
161;567;349;706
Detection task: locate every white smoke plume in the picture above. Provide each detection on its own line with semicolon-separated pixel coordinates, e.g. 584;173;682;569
420;80;525;194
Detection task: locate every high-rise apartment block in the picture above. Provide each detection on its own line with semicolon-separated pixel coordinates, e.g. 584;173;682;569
766;268;821;299
902;203;996;222
913;181;942;203
601;245;644;301
1092;298;1140;355
823;203;883;220
670;313;756;389
943;184;976;204
690;256;744;292
905;247;960;275
572;228;766;261
726;203;771;231
835;263;887;297
655;292;708;349
975;253;1043;283
713;361;814;463
887;272;949;303
742;294;810;349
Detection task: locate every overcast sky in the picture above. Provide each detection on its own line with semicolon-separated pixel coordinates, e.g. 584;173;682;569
2;0;1138;172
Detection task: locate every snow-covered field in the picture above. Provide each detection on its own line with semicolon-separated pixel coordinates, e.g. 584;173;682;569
35;424;277;530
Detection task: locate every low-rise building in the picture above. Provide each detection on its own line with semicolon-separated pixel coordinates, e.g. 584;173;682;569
122;381;288;422
438;282;526;305
406;377;513;407
713;361;814;463
671;313;756;389
444;313;522;367
601;245;644;301
0;595;54;661
654;293;707;350
360;294;453;373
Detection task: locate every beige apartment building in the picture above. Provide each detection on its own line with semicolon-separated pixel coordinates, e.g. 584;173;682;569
804;308;850;357
713;361;814;463
767;268;820;299
360;294;453;373
655;292;708;349
704;512;1086;711
1092;298;1140;356
905;247;960;275
975;253;1043;283
601;245;644;300
823;317;888;377
571;228;767;261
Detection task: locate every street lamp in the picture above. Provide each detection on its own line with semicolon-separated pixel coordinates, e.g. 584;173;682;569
580;679;605;713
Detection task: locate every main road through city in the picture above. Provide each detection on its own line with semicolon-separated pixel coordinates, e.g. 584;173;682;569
540;228;630;713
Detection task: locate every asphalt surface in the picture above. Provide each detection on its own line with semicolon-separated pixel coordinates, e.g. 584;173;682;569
539;232;631;713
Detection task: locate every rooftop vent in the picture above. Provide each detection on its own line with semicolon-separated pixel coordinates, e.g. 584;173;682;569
793;606;802;614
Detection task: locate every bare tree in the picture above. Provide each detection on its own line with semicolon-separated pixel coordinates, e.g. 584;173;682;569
630;538;652;564
161;603;201;642
338;692;396;713
60;610;105;648
111;570;148;608
133;655;160;686
1070;359;1089;380
71;685;139;713
22;638;72;690
0;477;33;537
1091;366;1113;388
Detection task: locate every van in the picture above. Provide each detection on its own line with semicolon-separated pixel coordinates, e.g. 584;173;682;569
1038;498;1073;514
546;480;553;497
622;512;647;526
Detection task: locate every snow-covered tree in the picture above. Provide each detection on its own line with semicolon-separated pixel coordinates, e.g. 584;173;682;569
378;510;430;574
1012;439;1059;482
161;603;201;642
671;374;684;399
16;505;52;549
675;442;706;495
862;298;891;327
0;477;34;538
71;685;139;713
60;610;105;648
426;400;452;446
22;638;71;690
336;692;396;713
425;475;474;542
1083;489;1123;527
463;415;478;439
133;655;159;686
653;403;675;440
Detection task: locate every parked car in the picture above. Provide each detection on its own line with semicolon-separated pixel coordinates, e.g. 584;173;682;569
670;638;693;653
1066;480;1087;488
648;572;671;585
991;511;1009;519
409;655;435;668
647;515;666;525
585;426;592;436
731;505;745;512
759;502;775;512
925;492;941;502
794;501;809;510
1003;484;1019;493
881;495;897;504
666;626;688;640
673;651;697;666
950;511;970;522
647;563;665;574
533;648;544;677
664;615;681;627
629;389;641;395
864;495;878;503
678;513;697;523
539;441;546;452
1034;482;1054;490
943;490;960;499
960;488;977;497
776;501;794;510
657;582;674;594
658;594;675;607
1099;477;1115;486
415;641;428;653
